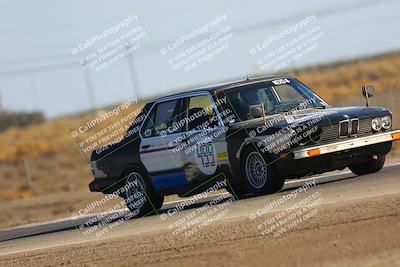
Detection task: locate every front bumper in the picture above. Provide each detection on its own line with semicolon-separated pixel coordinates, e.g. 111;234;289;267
294;130;400;159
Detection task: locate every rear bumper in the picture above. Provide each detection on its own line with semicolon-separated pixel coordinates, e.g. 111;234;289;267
89;178;120;193
294;130;400;160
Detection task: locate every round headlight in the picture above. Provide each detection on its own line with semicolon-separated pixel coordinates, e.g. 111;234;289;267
371;118;383;132
382;116;392;130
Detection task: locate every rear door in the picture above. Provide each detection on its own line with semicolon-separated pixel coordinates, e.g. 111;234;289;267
139;98;187;191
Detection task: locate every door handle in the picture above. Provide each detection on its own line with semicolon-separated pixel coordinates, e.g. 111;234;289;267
141;145;150;149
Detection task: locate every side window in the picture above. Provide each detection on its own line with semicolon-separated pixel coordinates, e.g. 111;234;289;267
259;89;277;115
217;90;242;122
186;95;219;131
141;99;183;137
218;85;276;121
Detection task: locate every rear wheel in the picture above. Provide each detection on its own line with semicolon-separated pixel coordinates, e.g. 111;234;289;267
349;154;386;176
225;180;248;199
122;168;164;218
241;149;285;196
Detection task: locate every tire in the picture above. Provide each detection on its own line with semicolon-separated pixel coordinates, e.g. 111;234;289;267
225;180;248;199
241;148;285;196
349;154;386;176
122;167;164;218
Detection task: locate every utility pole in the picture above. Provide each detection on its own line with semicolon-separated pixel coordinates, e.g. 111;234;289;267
125;45;140;99
0;90;4;114
28;74;40;111
81;60;96;112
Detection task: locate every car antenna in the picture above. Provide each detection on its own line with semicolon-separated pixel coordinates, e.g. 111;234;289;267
233;46;250;82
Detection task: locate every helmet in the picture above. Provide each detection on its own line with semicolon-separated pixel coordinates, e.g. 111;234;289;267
240;89;260;106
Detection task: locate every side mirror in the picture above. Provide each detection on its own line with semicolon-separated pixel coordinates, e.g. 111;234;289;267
362;85;375;107
249;105;264;119
363;85;374;97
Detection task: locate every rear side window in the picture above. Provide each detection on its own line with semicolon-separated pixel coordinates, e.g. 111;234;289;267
141;99;184;137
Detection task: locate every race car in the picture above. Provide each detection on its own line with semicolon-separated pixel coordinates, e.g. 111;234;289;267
89;76;400;217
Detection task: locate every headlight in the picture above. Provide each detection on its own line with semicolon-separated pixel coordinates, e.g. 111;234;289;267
371;118;383;132
382;116;392;130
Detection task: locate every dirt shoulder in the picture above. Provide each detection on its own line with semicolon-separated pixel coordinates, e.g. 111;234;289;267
1;190;399;267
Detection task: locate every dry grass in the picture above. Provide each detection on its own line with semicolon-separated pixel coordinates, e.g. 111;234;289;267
296;53;400;105
0;102;144;202
0;52;399;228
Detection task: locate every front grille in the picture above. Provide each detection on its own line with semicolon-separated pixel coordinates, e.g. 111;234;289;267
359;118;372;136
350;119;359;136
321;124;339;141
339;120;350;138
320;118;372;144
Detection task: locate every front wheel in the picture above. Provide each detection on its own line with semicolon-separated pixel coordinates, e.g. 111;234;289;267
122;168;164;218
349;154;386;176
241;149;285;196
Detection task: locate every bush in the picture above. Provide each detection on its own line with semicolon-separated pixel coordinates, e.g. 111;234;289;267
0;112;45;132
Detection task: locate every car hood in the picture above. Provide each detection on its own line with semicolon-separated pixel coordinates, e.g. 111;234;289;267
230;106;391;130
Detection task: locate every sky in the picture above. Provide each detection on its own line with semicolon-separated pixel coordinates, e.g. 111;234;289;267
0;0;400;118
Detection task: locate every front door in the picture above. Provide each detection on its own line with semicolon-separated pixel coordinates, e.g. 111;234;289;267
181;94;229;185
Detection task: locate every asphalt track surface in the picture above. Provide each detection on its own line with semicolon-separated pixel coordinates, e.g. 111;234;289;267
0;163;399;266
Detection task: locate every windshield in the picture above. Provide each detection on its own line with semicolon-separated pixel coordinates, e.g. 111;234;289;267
216;78;328;122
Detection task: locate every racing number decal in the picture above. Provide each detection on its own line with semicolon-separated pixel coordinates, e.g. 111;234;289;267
195;142;217;175
272;78;290;85
197;143;216;168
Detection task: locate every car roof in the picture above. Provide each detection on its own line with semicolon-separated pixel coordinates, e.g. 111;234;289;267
154;74;293;101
